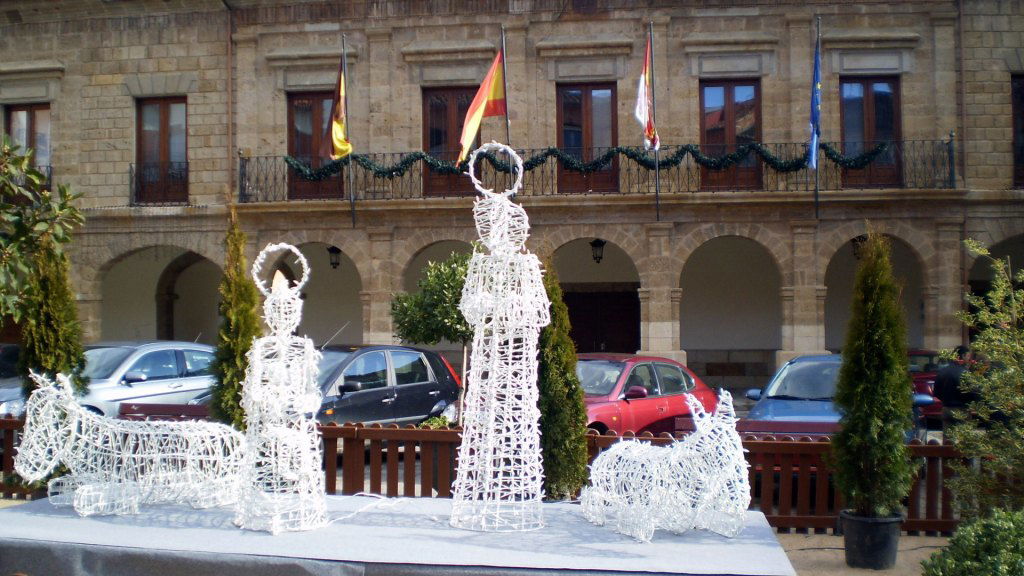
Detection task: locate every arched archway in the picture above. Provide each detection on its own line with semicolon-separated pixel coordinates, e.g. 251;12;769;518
679;236;782;390
267;242;363;346
967;233;1024;338
825;235;925;351
402;240;474;292
101;246;221;344
553;238;641;353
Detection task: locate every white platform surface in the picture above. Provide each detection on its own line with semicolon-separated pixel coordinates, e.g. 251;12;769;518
0;495;795;575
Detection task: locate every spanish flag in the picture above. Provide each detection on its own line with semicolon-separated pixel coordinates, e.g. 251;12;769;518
457;50;506;163
324;50;353;160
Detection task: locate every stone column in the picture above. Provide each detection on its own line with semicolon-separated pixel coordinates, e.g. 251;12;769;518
77;293;103;343
366;28;393;151
363;226;396;344
928;218;965;350
776;221;828;366
637;223;686;364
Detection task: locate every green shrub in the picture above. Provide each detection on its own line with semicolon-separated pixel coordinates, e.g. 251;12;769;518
210;208;260;430
537;263;588;500
832;231;914;517
922;509;1024;575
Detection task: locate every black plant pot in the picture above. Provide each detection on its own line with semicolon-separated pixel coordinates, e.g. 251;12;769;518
840;510;902;570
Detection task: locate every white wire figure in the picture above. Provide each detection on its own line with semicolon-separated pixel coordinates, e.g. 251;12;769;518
14;372;245;516
581;391;751;542
234;243;327;534
450;142;551;532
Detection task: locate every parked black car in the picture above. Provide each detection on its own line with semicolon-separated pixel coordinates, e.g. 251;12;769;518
315;345;460;426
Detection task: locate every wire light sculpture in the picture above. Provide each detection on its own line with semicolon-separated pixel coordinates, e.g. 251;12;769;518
581;391;751;542
14;372;245;516
449;142;551;532
234;243;327;534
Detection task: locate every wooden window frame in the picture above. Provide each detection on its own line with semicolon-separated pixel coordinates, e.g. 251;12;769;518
4;102;50;163
286;91;344;200
556;82;619;194
838;75;902;188
135;96;188;204
698;78;762;191
421;86;477;196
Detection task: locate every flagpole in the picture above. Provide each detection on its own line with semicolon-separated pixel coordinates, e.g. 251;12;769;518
342;33;356;228
500;26;511;149
500;26;514;194
649;21;661;222
813;17;820;220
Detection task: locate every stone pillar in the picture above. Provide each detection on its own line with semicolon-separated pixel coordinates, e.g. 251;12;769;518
928;218;965;350
776;221;828;367
637;223;686;364
366;28;393;151
786;15;813;140
363;226;396;344
78;293;103;343
930;13;958;142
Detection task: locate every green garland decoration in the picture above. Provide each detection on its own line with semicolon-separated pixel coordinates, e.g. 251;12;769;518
283;141;889;181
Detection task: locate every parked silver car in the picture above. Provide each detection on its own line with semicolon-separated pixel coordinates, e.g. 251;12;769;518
77;341;217;417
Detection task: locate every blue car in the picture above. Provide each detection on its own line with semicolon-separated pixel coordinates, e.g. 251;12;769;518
744;354;932;439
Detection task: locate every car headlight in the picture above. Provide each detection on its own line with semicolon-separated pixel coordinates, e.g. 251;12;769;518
0;398;25;417
441;402;458;421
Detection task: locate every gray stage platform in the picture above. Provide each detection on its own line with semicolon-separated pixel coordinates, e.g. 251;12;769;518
0;496;795;576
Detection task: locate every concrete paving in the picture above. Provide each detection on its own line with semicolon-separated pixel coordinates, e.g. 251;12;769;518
777;532;947;575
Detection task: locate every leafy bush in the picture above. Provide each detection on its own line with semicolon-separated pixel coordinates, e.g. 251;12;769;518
922;508;1024;575
210;208;260;430
537;263;588;500
945;240;1024;517
832;231;914;517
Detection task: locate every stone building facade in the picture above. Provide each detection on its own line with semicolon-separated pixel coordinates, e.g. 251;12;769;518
1;0;1022;393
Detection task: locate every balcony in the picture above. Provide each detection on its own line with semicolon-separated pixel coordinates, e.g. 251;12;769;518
238;139;955;203
131;162;189;206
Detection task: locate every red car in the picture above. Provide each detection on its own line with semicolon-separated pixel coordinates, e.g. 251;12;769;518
576;353;718;436
908;349;948;426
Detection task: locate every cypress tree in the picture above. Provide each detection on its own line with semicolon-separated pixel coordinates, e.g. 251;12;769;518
210;207;260;429
537;263;589;500
18;237;87;396
833;231;914;517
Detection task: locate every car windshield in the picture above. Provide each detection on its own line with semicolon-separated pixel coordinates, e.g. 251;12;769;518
576;360;626;396
908;353;946;374
83;346;135;380
764;360;840;400
318;349;351;389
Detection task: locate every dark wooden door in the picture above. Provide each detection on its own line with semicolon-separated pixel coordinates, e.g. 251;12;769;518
557;83;618;194
563;290;640;353
700;80;762;191
287;92;344;200
422;87;476;196
840;77;902;188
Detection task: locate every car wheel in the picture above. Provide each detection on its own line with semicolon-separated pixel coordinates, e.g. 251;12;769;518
587;423;608;435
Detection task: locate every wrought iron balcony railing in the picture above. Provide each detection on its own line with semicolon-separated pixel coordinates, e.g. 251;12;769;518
130;162;189;206
238;139;956;204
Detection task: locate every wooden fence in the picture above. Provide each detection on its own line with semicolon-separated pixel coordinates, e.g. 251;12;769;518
0;415;961;534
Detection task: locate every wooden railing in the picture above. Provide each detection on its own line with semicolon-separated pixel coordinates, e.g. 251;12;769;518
0;414;962;534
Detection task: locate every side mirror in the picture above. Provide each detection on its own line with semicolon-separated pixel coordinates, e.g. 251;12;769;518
912;393;935;407
745;388;762;401
623;386;648;400
123;371;148;385
341;380;363;393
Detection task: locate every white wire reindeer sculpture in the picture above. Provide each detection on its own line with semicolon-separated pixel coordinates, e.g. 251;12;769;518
14;372;245;516
581;390;751;542
234;242;327;534
449;142;551;532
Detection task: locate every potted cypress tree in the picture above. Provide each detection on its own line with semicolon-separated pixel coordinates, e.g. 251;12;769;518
833;231;914;570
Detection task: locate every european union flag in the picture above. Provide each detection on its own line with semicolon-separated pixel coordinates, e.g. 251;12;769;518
809;28;821;170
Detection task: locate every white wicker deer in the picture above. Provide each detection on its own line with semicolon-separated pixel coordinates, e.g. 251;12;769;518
581;390;750;542
14;372;245;516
